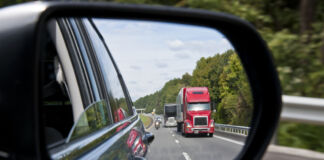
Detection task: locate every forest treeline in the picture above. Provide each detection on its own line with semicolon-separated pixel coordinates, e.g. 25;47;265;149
134;50;253;126
2;0;324;153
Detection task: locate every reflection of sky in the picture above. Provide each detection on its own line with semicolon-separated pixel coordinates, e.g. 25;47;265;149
94;19;233;101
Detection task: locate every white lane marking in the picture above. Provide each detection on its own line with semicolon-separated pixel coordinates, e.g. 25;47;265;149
182;152;192;160
213;135;244;145
172;134;175;137
175;139;179;144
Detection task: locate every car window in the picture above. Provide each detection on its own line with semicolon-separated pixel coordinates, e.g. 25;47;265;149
43;18;116;147
42;41;75;145
61;18;115;140
187;103;211;111
81;18;133;122
67;100;110;142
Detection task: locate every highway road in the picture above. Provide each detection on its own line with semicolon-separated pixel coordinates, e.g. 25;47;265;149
144;115;324;160
146;120;245;160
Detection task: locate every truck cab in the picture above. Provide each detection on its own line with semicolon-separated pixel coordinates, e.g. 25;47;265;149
176;87;214;137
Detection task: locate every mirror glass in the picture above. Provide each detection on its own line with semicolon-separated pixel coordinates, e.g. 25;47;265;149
92;18;253;159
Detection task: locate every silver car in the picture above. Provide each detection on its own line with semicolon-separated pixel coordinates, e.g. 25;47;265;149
165;117;177;127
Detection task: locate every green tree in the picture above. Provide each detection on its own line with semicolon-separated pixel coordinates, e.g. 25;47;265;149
135;49;253;126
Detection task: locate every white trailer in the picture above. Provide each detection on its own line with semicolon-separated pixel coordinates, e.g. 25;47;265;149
176;88;185;132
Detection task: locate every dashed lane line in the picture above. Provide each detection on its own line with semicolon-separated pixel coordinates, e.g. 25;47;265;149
171;128;243;146
213;135;244;146
175;139;180;144
182;152;192;160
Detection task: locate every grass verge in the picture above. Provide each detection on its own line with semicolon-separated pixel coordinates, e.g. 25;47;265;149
139;114;152;129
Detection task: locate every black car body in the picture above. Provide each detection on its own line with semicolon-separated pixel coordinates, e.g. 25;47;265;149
0;4;153;160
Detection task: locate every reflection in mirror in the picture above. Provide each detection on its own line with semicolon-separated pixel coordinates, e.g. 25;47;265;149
67;100;110;142
92;18;253;159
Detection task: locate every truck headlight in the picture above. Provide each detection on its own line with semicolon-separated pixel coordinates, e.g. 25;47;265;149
186;122;191;128
210;120;214;127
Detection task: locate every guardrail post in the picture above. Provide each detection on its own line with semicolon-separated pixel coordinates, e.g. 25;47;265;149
214;123;250;136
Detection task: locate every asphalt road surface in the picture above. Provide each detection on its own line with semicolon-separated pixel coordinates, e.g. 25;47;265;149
146;122;245;160
145;115;324;160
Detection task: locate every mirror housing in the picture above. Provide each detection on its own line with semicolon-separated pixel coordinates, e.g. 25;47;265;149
0;1;281;159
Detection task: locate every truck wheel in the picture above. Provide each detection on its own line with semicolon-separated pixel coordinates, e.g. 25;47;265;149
209;133;213;137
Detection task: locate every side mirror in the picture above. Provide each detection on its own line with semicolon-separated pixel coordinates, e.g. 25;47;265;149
0;2;281;159
143;132;154;145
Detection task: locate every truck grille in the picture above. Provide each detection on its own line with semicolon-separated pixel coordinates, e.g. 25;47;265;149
194;117;207;126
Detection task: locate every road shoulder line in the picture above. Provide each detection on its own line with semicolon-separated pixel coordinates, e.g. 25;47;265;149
182;152;192;160
213;135;244;145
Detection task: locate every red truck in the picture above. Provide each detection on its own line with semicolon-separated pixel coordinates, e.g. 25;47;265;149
176;87;214;137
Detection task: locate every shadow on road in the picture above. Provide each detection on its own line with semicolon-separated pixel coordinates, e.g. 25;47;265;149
166;127;213;138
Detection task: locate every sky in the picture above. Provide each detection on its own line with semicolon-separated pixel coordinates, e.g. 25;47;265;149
94;19;234;101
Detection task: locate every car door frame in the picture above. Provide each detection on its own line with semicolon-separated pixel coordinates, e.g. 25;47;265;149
74;17;148;159
48;17;147;159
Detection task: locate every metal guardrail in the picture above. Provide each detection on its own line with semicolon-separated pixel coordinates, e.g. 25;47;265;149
135;108;145;114
215;95;324;136
214;123;250;136
281;95;324;125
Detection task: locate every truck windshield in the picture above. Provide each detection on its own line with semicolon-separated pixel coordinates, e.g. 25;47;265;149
187;103;210;111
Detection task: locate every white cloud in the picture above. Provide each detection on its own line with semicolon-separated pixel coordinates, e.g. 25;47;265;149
130;65;141;70
129;81;137;84
174;53;191;59
167;39;184;50
167;39;232;56
155;61;168;68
